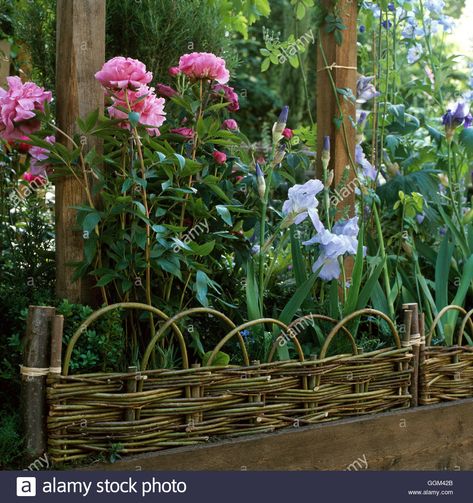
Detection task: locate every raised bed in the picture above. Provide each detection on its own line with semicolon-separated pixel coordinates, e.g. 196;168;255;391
20;302;473;467
45;304;413;464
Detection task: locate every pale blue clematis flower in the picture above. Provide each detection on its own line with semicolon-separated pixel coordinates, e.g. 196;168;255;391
402;17;424;38
364;2;381;17
356;76;381;104
303;217;360;281
282;179;324;229
407;43;423;64
438;15;455;32
424;0;445;14
355;144;377;181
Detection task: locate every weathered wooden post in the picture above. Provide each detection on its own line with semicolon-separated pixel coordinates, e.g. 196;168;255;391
21;306;56;460
316;0;358;215
0;39;10;87
403;302;421;407
55;0;106;303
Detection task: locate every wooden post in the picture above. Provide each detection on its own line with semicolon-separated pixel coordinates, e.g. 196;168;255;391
403;303;420;407
55;0;105;303
21;306;56;460
125;366;138;422
49;314;64;378
0;40;10;87
316;0;358;215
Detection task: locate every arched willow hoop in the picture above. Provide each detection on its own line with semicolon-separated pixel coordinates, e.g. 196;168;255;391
207;318;303;366
426;305;473;345
320;308;401;359
266;314;357;363
458;308;473;346
62;302;187;376
141;307;246;372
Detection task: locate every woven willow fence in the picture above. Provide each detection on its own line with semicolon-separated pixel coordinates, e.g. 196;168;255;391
419;305;473;405
44;304;416;463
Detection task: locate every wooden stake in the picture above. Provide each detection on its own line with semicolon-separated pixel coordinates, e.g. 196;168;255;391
403;303;420;407
317;0;358;215
0;40;10;87
49;314;64;382
125;366;138;422
22;306;56;460
55;0;105;303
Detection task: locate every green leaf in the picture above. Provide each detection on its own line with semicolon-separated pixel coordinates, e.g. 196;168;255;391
174;153;186;170
216;205;232;225
295;2;305;19
261;58;270;72
370;280;389;315
82;212;101;233
356;258;385;310
444;255;473;345
159;259;182;280
195;270;209;306
187;240;215;256
435;234;453;311
246;260;261;321
84;108;99;132
459;127;473;155
274;274;317;360
290;226;307;287
202;350;230;367
344;223;364;316
96;273;117;287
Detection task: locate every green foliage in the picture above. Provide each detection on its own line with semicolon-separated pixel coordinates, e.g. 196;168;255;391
10;0;56;91
57;300;126;373
0;410;23;469
0;0;14;37
208;0;271;38
106;0;233;83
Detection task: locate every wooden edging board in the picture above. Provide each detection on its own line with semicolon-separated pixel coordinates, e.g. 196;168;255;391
83;398;473;471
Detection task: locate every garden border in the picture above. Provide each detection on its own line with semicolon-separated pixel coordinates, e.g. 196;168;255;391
21;302;473;467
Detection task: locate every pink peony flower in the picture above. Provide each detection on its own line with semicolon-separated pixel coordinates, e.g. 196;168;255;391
213;150;227;165
155;83;178;98
222;118;238;130
212;84;239;112
282;128;294;139
171;127;194;139
29;135;55;179
107;85;166;136
95;57;153;90
30;135;55;162
168;66;181;77
0;76;52;141
178;52;229;84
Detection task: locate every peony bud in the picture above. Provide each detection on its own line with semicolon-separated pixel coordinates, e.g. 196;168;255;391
156;83;177;98
282;128;293;139
213;150;227;165
222;119;238;130
168;66;181;77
